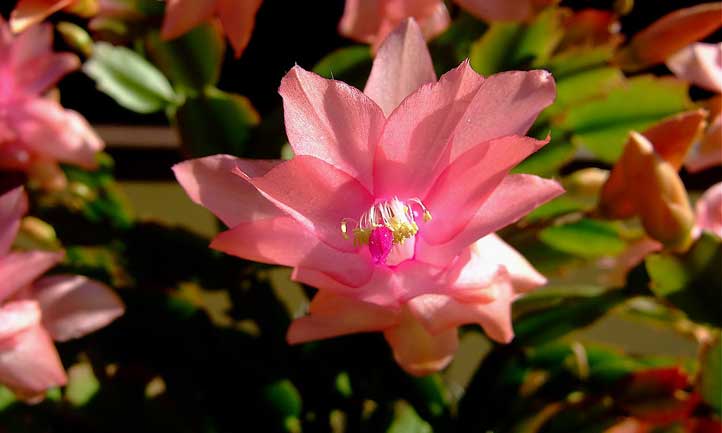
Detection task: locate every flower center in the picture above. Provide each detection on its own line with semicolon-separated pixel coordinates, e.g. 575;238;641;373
341;197;432;264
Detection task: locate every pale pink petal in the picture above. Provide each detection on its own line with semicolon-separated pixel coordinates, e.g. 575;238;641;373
11;23;80;95
0;187;27;256
211;217;374;288
364;18;436;116
686;113;722;173
338;0;383;44
383;307;458;376
173;155;283;227
417;3;451;40
287;291;398;344
9;0;73;34
696;182;722;238
667;43;722;93
31;275;124;342
292;266;398;306
10;99;103;168
244;156;375;252
422;135;548;244
0;324;66;399
442;246;505;302
0;300;41;340
455;0;535;22
448;70;556;160
0;251;64;302
373;61;484;198
463;234;546;293
160;0;216;41
417;174;564;266
279;66;385;190
215;0;262;57
408;279;515;343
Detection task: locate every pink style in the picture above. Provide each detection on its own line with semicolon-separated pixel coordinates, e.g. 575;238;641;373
0;18;103;190
174;20;563;375
0;187;124;402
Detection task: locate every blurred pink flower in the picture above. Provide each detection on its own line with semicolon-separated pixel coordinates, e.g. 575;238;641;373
0;19;103;190
9;0;98;33
695;182;722;238
666;43;722;173
161;0;263;57
0;187;124;401
339;0;554;50
175;19;562;375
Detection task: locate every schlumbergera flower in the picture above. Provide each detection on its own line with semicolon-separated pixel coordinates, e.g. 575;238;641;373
667;42;722;173
0;187;124;401
174;19;563;375
161;0;263;57
9;0;98;33
0;18;103;190
339;0;555;50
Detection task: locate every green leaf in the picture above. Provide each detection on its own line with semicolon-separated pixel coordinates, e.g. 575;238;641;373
146;25;225;94
514;289;628;346
546;44;618;79
699;334;721;412
469;8;563;75
387;401;432;433
174;88;259;157
83;42;177;113
645;233;722;327
538;219;627;258
512;135;576;176
558;76;691;162
262;379;302;419
548;67;625;116
312;45;372;89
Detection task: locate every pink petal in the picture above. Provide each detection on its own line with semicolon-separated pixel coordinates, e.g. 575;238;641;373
455;0;535;22
244;155;375;252
279;66;385;191
9;0;73;33
215;0;262;57
173;155;283;227
667;43;722;93
11;23;79;95
0;251;64;303
422;134;548;244
448;70;556;161
469;234;546;292
211;217;374;288
160;0;216;41
286;291;398;344
338;0;384;44
0;324;66;400
31;275;124;342
417;3;451;41
686;114;722;172
408;279;515;343
696;182;722;238
383;306;458;376
373;61;484;198
0;300;41;340
0;187;27;256
10;99;103;168
291;266;397;306
364;18;436;116
417;174;564;266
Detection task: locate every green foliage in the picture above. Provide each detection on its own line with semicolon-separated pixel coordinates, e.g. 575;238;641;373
145;25;226;94
645;233;722;327
539;219;627;258
699;334;722;413
174;88;260;157
313;45;372;89
83;42;178;113
559;75;692;162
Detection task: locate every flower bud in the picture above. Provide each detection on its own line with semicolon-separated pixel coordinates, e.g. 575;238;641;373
57;22;94;58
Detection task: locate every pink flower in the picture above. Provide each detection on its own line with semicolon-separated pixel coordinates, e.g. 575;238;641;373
339;0;554;50
0;19;103;190
0;187;124;401
695;182;722;238
666;43;722;173
161;0;263;57
174;19;562;375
